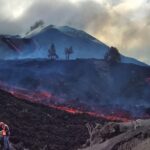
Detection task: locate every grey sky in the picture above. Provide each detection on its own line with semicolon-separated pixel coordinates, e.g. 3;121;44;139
0;0;149;64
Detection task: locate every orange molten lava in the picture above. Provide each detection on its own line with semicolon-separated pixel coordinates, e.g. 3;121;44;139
0;82;131;122
50;105;131;122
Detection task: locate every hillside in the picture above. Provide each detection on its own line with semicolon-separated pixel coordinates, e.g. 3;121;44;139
0;25;146;66
0;89;105;150
80;119;150;150
1;89;150;150
0;59;150;119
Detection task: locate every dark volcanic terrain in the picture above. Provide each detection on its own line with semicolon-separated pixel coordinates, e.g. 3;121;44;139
0;59;150;118
0;89;105;150
1;89;150;150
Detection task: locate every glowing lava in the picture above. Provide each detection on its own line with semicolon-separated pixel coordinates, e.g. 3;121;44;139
0;81;145;122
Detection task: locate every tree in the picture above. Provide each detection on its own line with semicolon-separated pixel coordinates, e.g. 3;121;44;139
48;44;58;60
104;47;121;64
65;46;73;60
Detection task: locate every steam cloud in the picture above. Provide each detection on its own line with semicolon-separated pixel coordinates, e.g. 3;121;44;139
0;0;149;64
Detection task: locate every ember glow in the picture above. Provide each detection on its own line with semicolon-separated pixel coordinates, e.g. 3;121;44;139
0;81;149;122
11;88;131;122
1;37;21;52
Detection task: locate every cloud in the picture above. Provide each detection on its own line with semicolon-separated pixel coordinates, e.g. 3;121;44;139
0;0;149;64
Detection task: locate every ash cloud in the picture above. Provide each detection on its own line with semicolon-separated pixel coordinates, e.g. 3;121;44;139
0;0;149;64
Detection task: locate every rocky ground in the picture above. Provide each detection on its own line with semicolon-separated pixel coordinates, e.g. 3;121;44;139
79;119;150;150
132;138;150;150
0;89;106;150
0;87;150;150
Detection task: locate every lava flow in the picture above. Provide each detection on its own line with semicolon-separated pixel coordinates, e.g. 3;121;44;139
11;88;132;122
0;82;142;122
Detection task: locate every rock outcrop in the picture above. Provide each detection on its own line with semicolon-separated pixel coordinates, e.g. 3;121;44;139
80;119;150;150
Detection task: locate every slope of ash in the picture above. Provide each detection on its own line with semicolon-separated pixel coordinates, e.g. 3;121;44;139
0;89;106;150
79;119;150;150
0;59;150;118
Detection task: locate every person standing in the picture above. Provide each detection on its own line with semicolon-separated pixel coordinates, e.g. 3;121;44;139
0;122;10;150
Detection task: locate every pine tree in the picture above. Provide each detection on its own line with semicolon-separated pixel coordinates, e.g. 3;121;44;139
104;47;121;64
48;44;58;60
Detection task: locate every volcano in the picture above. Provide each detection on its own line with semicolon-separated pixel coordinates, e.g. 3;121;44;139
0;24;149;127
0;25;146;66
0;24;150;150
